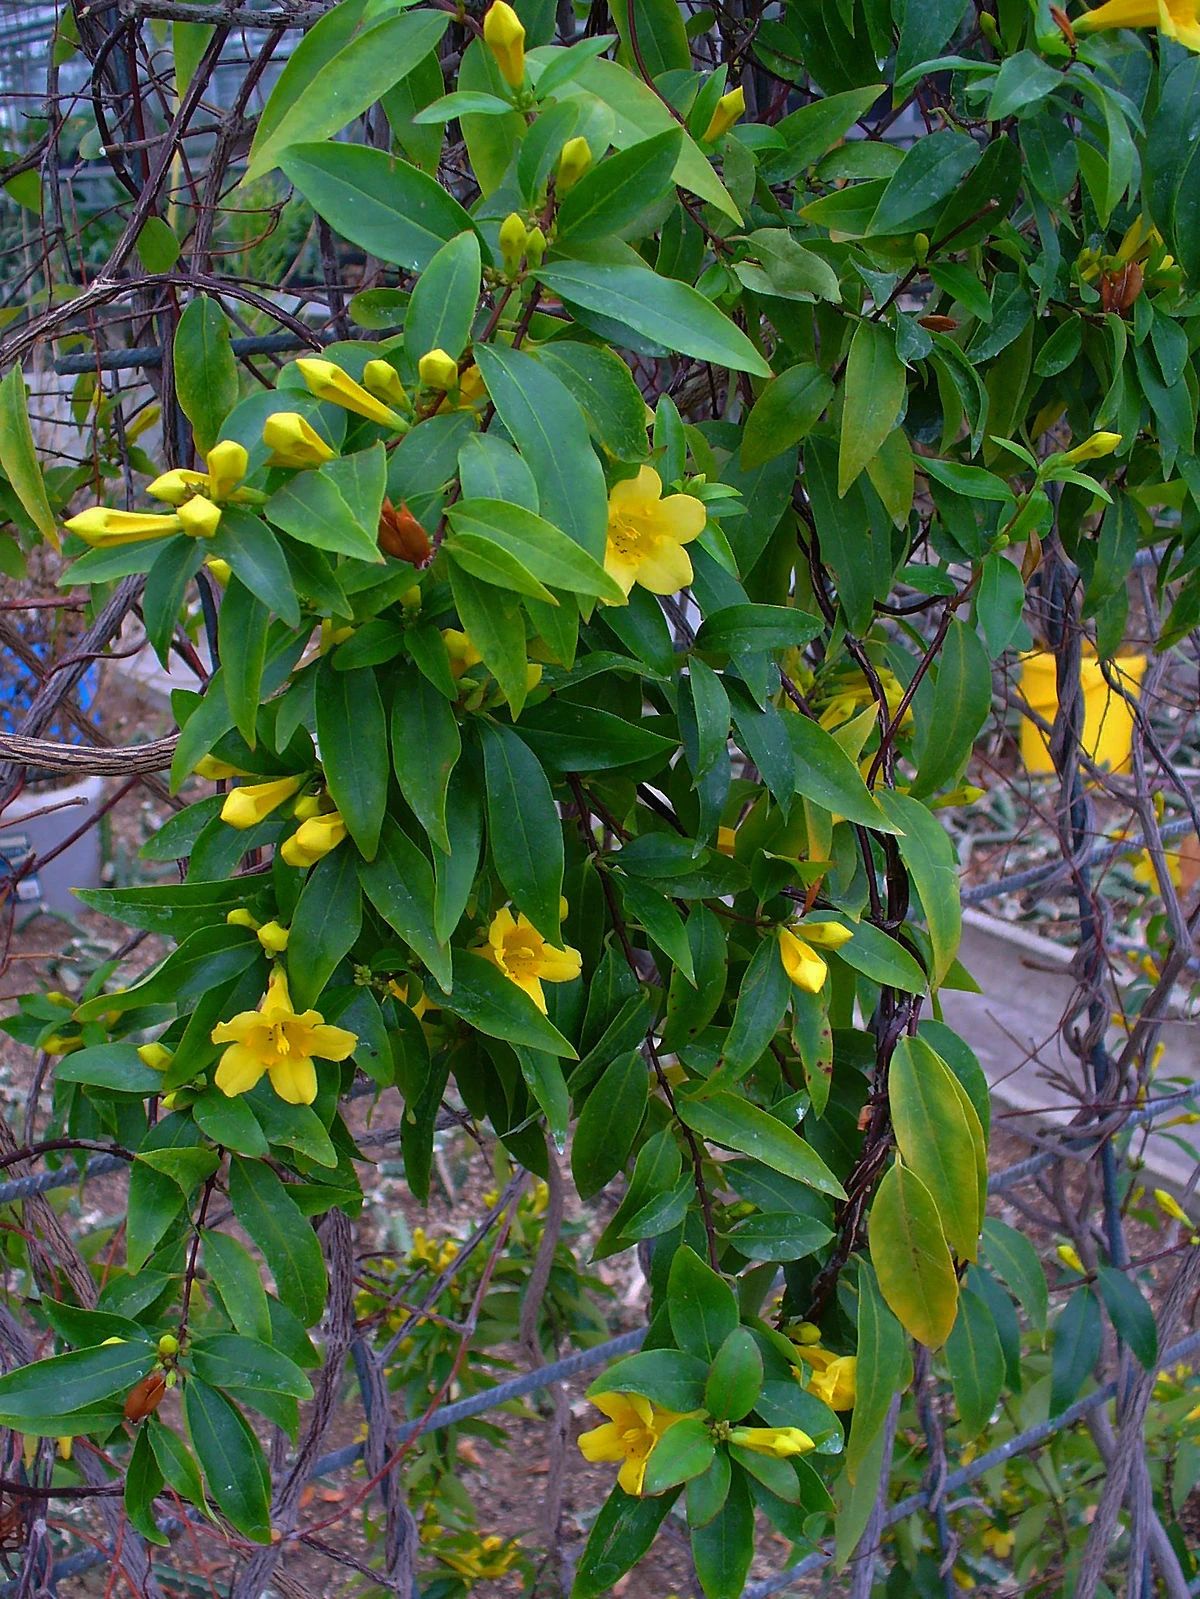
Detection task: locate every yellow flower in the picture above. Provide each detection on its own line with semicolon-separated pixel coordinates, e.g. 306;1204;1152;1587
796;1346;857;1410
778;921;853;994
388;977;433;1021
1060;430;1122;464
442;628;484;680
280;811;348;869
1186;1400;1200;1423
483;0;526;87
220;775;305;830
577;1392;682;1495
256;920;290;955
211;967;357;1105
982;1527;1015;1559
557;135;592;193
295;358;405;427
1076;0;1200;50
482;906;582;1013
418;348;460;391
226;907;260;931
604;466;705;599
1154;1188;1190;1224
1056;1243;1085;1273
136;1042;172;1071
176;495;223;538
65;507;184;547
263;411;337;468
728;1424;815;1458
703;85;745;143
716;825;738;856
147;440;253;507
361;359;410;410
193;754;247;779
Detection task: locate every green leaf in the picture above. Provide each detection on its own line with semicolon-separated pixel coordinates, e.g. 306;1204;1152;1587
359;820;452;992
838;319;905;496
668;1245;739;1364
945;1286;1005;1436
174;296;238;456
571;1050;647;1197
718;936;792;1080
889;1034;982;1261
189;1334;313;1398
640;1416;716;1495
909;617;992;799
427;950;576;1057
473;343;607;561
405;230;482;361
981;1218;1048;1335
866;128;980;235
75;878;271;937
126;1428;169;1546
762;84;885;182
184;1378;271;1542
572;1484;680;1599
127;1115;199;1271
676;1090;845;1198
281;143;483;273
535;342;650;461
448;498;625;603
267;443;385;563
247;6;448;181
588;1349;709;1412
875;792;960;987
228;1156;328;1327
695;604;821;656
148;1417;207;1509
136;215;181;274
211;508;300;628
203;1230;271;1341
784;714;897;831
1050;1287;1101;1414
691;1470;754;1599
391;667;461;853
557;129;683;241
1096;1266;1158;1370
315;660;387;859
217;578;268;747
54;1043;164;1093
617;876;695;983
479;720;564;941
0;367;59;548
741;363;834;469
538;248;771;377
721;1212;831;1262
846;1261;906;1481
704;1327;763;1422
0;1341;153;1430
868;1162;958;1349
143;536;202;665
518;700;676;774
448;563;531;715
75;925;260;1018
288;844;363;1009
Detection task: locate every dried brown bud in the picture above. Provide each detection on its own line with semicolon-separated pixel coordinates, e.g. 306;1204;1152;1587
1099;262;1144;315
1049;5;1076;45
918;314;959;331
378;498;431;564
123;1371;167;1423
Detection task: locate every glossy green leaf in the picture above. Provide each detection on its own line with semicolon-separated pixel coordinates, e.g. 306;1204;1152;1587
677;1090;845;1198
479;719;564;941
184;1378;271;1542
315;660;388;859
838;319;905;496
228;1156;327;1327
174;296;238;456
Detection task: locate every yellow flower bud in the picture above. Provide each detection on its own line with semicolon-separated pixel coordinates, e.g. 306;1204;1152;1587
556;135;592;193
702;85;745;144
136;1042;173;1071
42;1033;81;1055
205;439;249;499
483;0;525;88
192;754;245;779
295;357;405;427
418;348;460;391
292;793;324;821
1056;1243;1085;1273
280;811;348;868
1153;1188;1190;1224
263;411;337;469
256;920;291;954
204;557;232;586
499;211;528;273
56;1436;73;1461
524;225;547;267
1061;430;1122;464
220;774;305;830
176;494;222;538
157;1333;180;1359
65;507;184;547
728;1424;814;1459
226;907;261;930
145;468;198;505
361;359;410;410
792;1321;822;1346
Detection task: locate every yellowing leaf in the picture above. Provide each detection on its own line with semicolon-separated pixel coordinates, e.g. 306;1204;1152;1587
867;1161;958;1348
837;320;905;497
889;1035;984;1260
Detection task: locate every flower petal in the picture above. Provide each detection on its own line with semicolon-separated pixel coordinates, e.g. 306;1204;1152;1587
657;492;706;544
617;1453;649;1496
268;1054;318;1105
536;942;582;983
633;538;694;596
215;1043;267;1098
577;1421;624;1463
211;1011;260;1046
306;1023;358;1061
779;928;828;993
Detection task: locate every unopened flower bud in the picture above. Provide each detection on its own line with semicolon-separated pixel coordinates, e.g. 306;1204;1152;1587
362;359;410;410
483;1;526;88
256;920;290;955
524;225;546;267
702;85;745;144
177;494;222;539
556;136;592;193
1061;430;1122;464
263;412;336;469
499;211;528;274
378;498;431;563
418;348;459;391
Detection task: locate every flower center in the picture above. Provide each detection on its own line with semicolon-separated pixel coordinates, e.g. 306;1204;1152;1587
619;1424;649;1458
269;1021;292;1056
608;512;651;559
502;935;542;976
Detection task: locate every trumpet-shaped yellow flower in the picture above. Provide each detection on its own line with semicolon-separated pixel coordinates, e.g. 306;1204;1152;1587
604;466;706;599
778;921;854;994
482;907;581;1013
577;1392;683;1495
729;1424;815;1458
361;359;410;410
981;1527;1015;1559
65;507;184;547
795;1346;858;1410
1076;0;1200;50
1154;1188;1190;1224
220;775;304;830
703;85;745;143
483;0;526;87
557;135;592;193
263;411;337;468
1060;430;1123;464
205;556;232;586
280;810;348;869
294;358;405;427
418;348;460;391
147;440;255;508
211;967;357;1105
